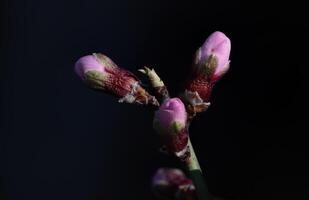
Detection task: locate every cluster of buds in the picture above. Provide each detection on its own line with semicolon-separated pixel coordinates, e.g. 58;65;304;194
151;31;231;158
75;31;231;200
74;31;230;111
75;53;159;106
152;168;196;200
182;31;231;117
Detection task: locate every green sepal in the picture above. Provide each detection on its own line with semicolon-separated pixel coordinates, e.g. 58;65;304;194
153;120;184;136
170;121;185;135
93;53;118;68
202;54;218;77
84;70;106;90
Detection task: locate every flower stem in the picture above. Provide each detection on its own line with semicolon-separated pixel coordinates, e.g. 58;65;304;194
186;138;211;200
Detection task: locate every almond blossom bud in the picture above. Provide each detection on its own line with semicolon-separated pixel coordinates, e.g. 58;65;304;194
152;168;196;200
75;53;158;106
196;31;231;82
153;98;189;159
183;31;231;115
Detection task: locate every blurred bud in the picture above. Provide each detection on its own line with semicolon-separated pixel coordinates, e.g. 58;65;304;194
152;168;196;200
185;31;231;102
153;98;189;158
75;53;158;106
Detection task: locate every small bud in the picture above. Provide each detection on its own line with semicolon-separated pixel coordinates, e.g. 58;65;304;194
154;98;187;134
152;168;196;200
75;53;158;106
183;31;231;109
153;98;189;158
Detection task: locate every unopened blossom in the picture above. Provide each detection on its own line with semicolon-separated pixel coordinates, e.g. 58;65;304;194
75;53;158;106
152;168;196;200
184;31;231;103
153;98;189;158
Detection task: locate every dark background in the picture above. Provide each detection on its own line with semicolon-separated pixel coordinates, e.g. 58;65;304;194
1;0;309;199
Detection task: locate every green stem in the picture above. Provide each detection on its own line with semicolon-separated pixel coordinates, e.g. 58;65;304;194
186;137;211;200
138;66;169;103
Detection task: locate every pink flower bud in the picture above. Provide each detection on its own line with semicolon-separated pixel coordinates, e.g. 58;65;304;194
197;31;231;81
154;98;187;133
184;31;231;103
152;168;196;200
75;53;158;106
153;98;189;157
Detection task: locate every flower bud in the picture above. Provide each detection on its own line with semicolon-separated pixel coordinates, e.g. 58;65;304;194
153;98;189;158
75;53;158;106
194;31;231;82
152;168;196;200
183;31;231;111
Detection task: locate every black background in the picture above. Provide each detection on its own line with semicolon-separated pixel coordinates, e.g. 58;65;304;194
1;0;309;199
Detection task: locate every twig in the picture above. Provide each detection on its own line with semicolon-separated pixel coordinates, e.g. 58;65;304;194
185;137;212;200
139;67;170;103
